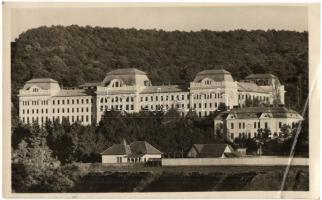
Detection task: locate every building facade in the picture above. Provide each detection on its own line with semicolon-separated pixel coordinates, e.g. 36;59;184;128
214;107;304;141
18;68;285;125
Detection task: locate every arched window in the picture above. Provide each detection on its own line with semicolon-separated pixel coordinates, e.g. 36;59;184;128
105;98;107;103
100;98;103;103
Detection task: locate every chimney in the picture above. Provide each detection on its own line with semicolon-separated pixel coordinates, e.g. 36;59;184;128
122;138;127;146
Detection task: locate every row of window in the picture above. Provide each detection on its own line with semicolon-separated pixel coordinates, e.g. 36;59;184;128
238;94;269;101
140;94;188;102
100;104;134;112
22;107;92;114
231;121;285;130
193;93;223;100
53;98;92;105
21;115;93;124
100;96;134;104
22;100;49;106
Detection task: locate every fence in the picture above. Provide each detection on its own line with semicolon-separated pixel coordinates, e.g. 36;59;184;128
161;156;309;166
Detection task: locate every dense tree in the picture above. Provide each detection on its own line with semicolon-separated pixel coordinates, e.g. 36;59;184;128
11;26;308;119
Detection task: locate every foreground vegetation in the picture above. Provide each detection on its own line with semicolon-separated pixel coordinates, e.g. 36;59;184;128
12;163;308;192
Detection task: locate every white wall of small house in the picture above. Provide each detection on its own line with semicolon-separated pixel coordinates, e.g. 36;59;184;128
101;154;127;164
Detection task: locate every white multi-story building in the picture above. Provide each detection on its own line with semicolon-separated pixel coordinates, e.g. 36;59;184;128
214;107;304;141
18;68;286;125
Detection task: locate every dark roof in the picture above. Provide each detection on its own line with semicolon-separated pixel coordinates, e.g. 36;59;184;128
129;141;163;157
101;68;148;86
101;141;162;156
23;78;59;90
100;144;130;155
191;144;233;158
225;107;303;120
237;82;267;93
27;78;58;83
140;85;189;94
106;68;146;76
79;82;101;87
193;69;234;82
245;74;277;79
54;89;95;97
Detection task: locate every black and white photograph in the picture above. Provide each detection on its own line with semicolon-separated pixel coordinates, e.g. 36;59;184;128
2;2;320;198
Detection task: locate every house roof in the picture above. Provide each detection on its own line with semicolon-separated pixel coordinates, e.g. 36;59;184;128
224;106;303;120
23;78;59;90
54;89;95;97
245;74;277;79
191;144;233;158
100;144;130;155
101;68;148;86
79;82;101;88
101;141;162;156
106;68;146;76
193;69;234;82
129;141;163;157
237;82;268;93
140;85;189;94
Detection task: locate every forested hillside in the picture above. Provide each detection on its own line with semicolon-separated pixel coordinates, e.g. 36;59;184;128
11;25;308;114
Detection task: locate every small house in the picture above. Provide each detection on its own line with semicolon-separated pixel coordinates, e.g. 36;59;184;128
187;144;235;158
100;140;163;164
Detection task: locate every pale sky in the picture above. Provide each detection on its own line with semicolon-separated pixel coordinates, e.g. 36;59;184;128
9;5;308;41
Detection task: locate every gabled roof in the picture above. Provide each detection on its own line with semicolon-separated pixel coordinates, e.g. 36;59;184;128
237;82;268;93
140;85;189;94
193;69;234;82
129;141;163;157
100;144;130;155
100;141;162;156
191;144;232;158
245;74;277;79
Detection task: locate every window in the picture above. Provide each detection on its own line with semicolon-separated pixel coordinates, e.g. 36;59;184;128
258;122;260;128
67;99;70;104
62;100;65;104
77;99;79;104
86;99;89;104
81;99;84;104
254;122;256;128
265;122;268;128
239;123;241;129
53;100;55;105
279;122;282;128
231;133;234;140
131;105;134;110
58;100;60;105
243;123;245;129
52;109;55;114
72;99;74;104
231;123;234;129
